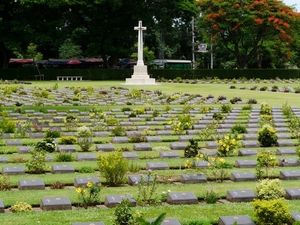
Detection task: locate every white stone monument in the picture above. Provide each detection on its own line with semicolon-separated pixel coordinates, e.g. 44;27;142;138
126;21;155;85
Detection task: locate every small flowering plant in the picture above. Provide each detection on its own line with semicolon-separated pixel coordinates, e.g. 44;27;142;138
35;138;56;153
216;134;241;157
76;182;101;209
196;153;231;182
168;115;194;135
258;124;277;147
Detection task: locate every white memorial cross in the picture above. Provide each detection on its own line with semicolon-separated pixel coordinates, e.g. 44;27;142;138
134;20;146;66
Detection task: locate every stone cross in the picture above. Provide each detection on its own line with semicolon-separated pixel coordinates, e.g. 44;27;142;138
134;20;146;66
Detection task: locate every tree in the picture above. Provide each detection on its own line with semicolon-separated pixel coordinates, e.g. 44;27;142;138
196;0;300;69
59;39;83;59
19;0;198;68
131;43;155;65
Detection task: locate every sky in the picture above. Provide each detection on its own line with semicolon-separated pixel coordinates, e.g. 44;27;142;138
283;0;299;12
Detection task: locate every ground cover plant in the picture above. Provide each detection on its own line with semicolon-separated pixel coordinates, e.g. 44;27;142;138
0;80;300;224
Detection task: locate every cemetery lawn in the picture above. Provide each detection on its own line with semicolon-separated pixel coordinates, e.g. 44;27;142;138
1;80;300;224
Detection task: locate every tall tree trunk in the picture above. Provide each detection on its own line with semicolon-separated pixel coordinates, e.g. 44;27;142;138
0;43;10;69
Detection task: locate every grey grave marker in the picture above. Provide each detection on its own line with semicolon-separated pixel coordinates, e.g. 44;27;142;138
290;212;300;224
199;150;218;156
230;172;257;182
104;194;136;208
160;152;180;158
238;149;257;156
241;140;259;148
194;161;209;168
277;139;294;147
6;140;22;146
218;215;255;225
76;153;96;161
133;143;152;151
0;156;8;163
18;146;33;154
178;136;193;142
74;177;100;187
280;170;300;180
18;179;45;190
95;143;115;152
278;159;300;167
0;199;4;213
170;142;187;150
226;190;257;202
285;188;300;200
205;141;218;149
277;148;297;155
167;192;198;205
146;162;169;170
235;160;256;168
156;130;172;135
40;196;72;211
112;137;128;143
2;166;25;175
57;145;76;153
52;165;75;173
146;136;162;142
180;174;207;184
122;152;139;160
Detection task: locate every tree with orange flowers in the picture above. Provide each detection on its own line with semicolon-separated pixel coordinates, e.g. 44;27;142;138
196;0;300;69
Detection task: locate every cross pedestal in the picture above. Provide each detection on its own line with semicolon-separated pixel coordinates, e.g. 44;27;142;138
126;20;155;85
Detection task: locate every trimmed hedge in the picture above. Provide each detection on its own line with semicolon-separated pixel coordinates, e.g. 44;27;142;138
0;68;299;81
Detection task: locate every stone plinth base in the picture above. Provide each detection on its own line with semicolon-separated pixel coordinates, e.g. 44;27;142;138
125;65;156;85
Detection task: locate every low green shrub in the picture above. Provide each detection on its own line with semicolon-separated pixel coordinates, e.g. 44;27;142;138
50;181;65;189
256;179;285;200
0;174;11;191
45;129;61;138
10;201;33;213
59;136;77;145
55;152;74;162
79;166;95;173
204;188;219;204
35;138;56;153
25;149;47;174
258;124;277;147
252;198;290;225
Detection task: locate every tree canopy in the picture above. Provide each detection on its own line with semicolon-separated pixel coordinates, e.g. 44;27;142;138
0;0;198;68
196;0;300;69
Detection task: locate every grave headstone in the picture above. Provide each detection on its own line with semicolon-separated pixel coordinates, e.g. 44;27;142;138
112;137;128;143
180;174;207;184
194;161;209;168
0;199;4;213
146;162;169;170
76;153;96;161
205;141;218;149
156;130;172;136
160;152;180;158
285;188;300;200
238;149;258;156
241;140;260;148
18;146;33;154
277;148;297;155
40;196;72;211
170;142;187;150
199;150;218;156
104;194;136;208
178;136;193;142
167;192;198;205
2;166;25;175
290;212;300;224
226;190;257;202
74;177;100;187
133;143;152;151
235;160;257;168
51;165;75;173
278;159;300;167
0;156;8;163
95;144;115;152
218;215;255;225
6;140;22;146
146;136;162;142
277;139;294;147
122;152;139;160
57;145;76;153
279;170;300;180
18;179;45;190
230;172;257;182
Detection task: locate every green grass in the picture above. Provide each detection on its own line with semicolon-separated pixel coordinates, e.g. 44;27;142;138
1;80;300;224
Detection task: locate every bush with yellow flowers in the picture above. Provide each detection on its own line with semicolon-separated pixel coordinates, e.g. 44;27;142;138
97;152;129;186
168;114;194;135
76;182;101;209
216;134;241;157
196;153;233;182
258;124;277;147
